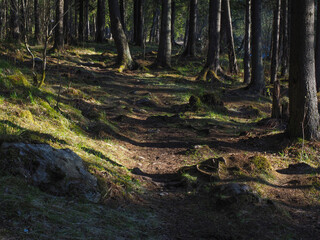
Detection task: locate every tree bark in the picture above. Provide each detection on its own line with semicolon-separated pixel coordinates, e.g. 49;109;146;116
96;0;105;42
270;0;281;84
182;0;197;57
271;0;281;119
171;0;176;45
221;0;238;74
156;0;172;67
149;3;160;43
279;0;289;77
288;0;320;140
54;0;64;50
78;0;84;42
10;0;20;41
316;0;320;91
108;0;135;70
248;0;264;93
85;0;89;41
1;0;8;40
243;0;251;84
133;0;144;46
119;0;126;32
74;0;78;38
34;0;40;43
63;0;70;44
198;0;221;80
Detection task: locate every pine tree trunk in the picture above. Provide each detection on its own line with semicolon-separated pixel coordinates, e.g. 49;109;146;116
271;0;281;119
288;0;320;140
74;0;78;38
149;5;160;43
54;0;64;50
171;0;176;45
198;0;221;80
64;0;70;44
182;0;197;57
119;0;126;31
270;0;281;84
156;0;172;67
85;0;89;41
279;0;289;77
10;0;20;41
34;0;40;43
78;0;84;42
243;0;251;84
108;0;135;70
316;0;320;92
133;0;144;46
2;0;8;40
248;0;264;93
221;0;238;74
96;0;105;42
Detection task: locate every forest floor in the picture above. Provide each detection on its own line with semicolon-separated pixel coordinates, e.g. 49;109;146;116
1;42;320;239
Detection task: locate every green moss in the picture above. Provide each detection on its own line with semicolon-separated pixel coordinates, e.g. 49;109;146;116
189;95;202;110
250;155;272;174
181;173;197;183
19;110;34;123
7;71;30;87
38;99;61;119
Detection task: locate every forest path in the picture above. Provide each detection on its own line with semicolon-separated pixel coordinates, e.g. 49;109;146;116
74;61;320;239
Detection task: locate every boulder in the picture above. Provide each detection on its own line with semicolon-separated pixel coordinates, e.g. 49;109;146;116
135;98;157;107
214;183;260;208
0;143;100;203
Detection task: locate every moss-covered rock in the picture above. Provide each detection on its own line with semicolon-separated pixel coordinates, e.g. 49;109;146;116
0;142;101;202
249;155;272;174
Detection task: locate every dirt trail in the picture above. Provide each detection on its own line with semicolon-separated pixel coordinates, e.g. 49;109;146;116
78;65;320;239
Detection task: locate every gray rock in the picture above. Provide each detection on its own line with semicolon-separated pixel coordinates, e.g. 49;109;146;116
0;143;100;203
135;98;157;107
219;183;251;195
34;57;43;63
215;183;260;208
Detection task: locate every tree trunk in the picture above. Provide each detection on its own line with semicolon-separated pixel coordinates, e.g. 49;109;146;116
182;0;197;57
1;0;8;40
119;0;126;32
10;0;20;41
74;0;78;38
133;0;144;46
248;0;264;93
85;0;89;41
221;0;238;74
272;80;281;119
78;0;84;42
64;0;70;44
271;0;281;118
270;0;281;84
171;0;176;45
34;0;40;43
279;0;289;77
96;0;105;42
54;0;64;50
243;0;251;84
149;3;160;43
316;0;320;91
156;0;172;67
198;0;221;80
108;0;135;70
288;0;320;140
